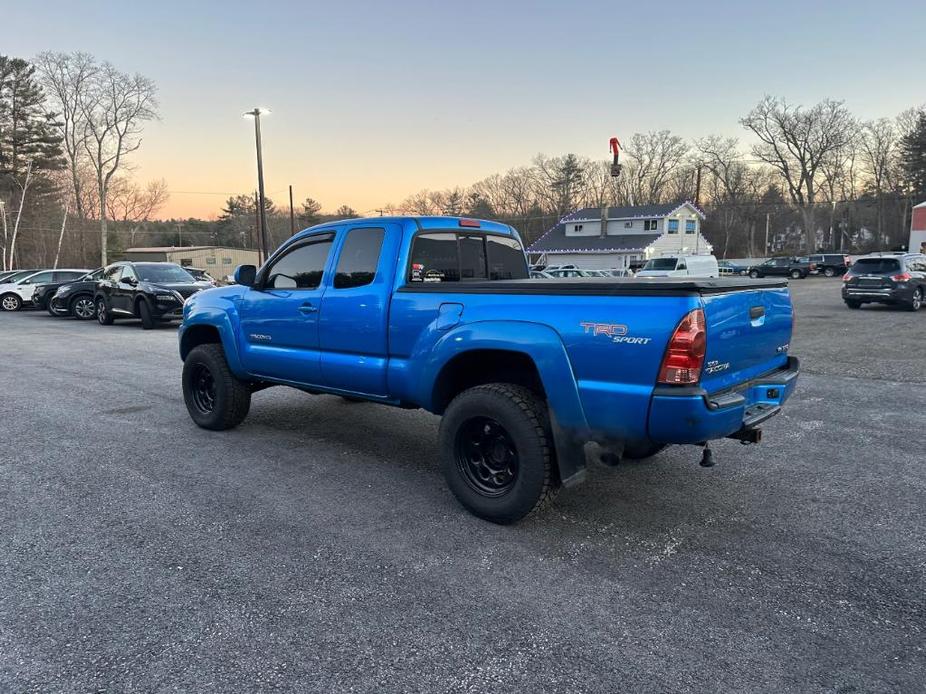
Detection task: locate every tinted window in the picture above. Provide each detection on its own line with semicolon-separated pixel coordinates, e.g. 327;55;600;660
21;271;54;284
851;258;901;274
134;264;193;283
460;235;487;280
102;266;122;282
54;271;85;281
266;239;333;289
487;236;528;280
409;233;460;282
120;266;138;281
643;258;678;270
334;227;385;289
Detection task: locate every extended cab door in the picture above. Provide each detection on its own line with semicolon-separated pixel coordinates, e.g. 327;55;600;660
318;224;401;395
238;233;335;385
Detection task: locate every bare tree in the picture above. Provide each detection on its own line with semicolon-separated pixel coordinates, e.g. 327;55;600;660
106;177;169;245
621;130;689;204
741;96;855;250
79;62;158;264
34;52;96;221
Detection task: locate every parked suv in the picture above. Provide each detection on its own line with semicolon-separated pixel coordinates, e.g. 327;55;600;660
95;262;210;329
748;257;815;279
0;269;88;311
34;268;103;313
806;253;850;277
842;253;926;311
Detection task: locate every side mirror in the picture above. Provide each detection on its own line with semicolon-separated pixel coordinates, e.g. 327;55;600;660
119;276;137;286
234;265;257;287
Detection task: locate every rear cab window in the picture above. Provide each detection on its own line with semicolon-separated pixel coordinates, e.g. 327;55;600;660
408;231;527;283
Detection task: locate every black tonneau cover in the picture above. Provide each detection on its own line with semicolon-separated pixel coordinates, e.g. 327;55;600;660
398;277;788;296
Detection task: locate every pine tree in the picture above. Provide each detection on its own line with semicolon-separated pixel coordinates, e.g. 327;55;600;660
900;112;926;200
0;56;64;195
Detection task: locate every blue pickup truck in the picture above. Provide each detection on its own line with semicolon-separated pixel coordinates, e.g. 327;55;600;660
178;217;798;523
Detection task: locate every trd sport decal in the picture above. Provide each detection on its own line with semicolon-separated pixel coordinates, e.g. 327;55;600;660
580;322;652;345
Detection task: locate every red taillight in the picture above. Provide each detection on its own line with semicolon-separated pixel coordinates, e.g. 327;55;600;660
459;218;481;228
658;309;706;385
892;272;912;282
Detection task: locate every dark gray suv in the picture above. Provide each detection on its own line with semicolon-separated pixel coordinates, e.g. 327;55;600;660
842;254;926;311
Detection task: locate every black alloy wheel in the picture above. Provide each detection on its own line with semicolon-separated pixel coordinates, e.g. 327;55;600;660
455;416;519;497
188;362;217;415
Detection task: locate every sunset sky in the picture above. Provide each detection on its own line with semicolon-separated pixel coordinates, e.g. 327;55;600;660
5;0;925;220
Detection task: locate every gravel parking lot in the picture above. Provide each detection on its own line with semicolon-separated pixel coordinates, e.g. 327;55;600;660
1;278;924;693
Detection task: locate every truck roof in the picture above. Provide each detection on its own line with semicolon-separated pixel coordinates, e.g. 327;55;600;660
299;216;515;236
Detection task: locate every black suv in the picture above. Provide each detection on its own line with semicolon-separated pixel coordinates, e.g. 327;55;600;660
748;256;816;279
805;253;850;277
35;268;103;313
842;253;926;311
94;262;208;329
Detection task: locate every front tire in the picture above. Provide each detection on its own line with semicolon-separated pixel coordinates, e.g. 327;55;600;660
790;270;802;279
96;298;114;325
845;300;862;309
1;293;22;311
439;384;559;524
138;299;155;329
823;267;836;277
71;295;96;320
182;344;251;430
749;270;759;279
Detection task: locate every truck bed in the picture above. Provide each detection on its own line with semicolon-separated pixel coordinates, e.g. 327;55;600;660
397;277;788;296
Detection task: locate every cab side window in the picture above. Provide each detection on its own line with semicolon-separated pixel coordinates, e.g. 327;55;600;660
102;266;122;282
334;228;384;289
265;238;334;289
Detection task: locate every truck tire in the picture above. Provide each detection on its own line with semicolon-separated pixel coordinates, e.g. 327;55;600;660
790;269;802;279
182;343;251;430
749;270;759;279
138;298;155;329
823;267;836;277
439;383;559;524
622;441;667;460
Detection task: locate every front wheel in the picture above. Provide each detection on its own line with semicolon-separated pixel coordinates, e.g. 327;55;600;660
1;293;22;311
749;270;759;279
182;343;251;430
845;300;862;310
96;298;114;325
790;269;802;279
908;288;923;312
71;295;96;320
138;299;155;329
439;384;559;524
823;267;836;278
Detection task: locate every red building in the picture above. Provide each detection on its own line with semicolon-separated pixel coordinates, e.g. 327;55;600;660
911;201;926;254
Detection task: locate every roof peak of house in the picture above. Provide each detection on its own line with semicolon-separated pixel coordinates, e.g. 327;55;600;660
562;201;704;223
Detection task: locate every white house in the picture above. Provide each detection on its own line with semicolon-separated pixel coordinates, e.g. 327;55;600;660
527;201;710;270
910;201;926;254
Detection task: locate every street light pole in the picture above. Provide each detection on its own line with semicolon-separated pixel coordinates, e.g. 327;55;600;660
244;108;270;262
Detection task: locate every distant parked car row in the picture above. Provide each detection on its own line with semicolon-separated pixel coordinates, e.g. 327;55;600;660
0;262;218;328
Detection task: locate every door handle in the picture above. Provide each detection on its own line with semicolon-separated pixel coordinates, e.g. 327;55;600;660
298;303;317;314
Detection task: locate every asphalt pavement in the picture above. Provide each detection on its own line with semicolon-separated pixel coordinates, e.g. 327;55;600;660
1;278;924;692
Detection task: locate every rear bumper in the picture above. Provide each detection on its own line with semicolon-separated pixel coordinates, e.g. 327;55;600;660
842;285;911;303
647;357;800;444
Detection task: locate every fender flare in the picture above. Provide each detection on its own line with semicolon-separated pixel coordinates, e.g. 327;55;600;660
410;320;591;487
179;307;246;378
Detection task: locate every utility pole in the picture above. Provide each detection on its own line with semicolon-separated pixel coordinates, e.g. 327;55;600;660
254;191;262;265
765;212;770;256
176;222;184;247
244;108;271;262
0;201;7;271
694;164;703;208
289;185;296;236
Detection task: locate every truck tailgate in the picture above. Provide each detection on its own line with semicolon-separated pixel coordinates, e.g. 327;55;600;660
699;285;793;393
